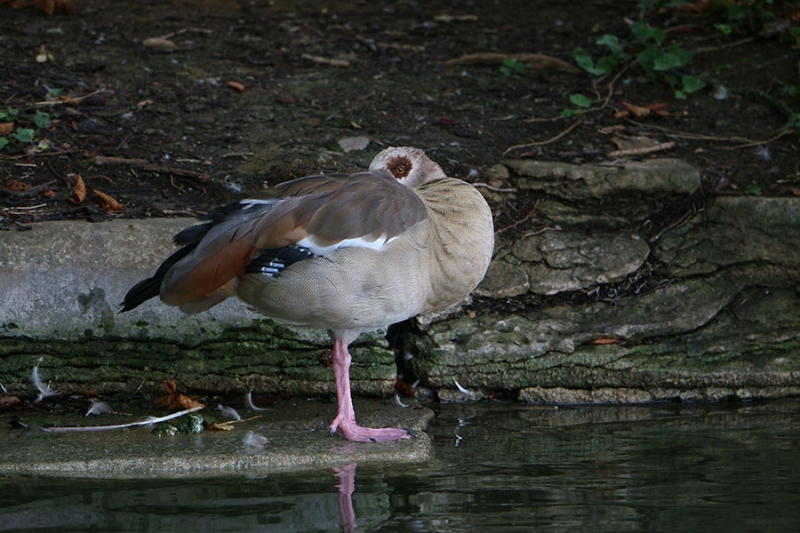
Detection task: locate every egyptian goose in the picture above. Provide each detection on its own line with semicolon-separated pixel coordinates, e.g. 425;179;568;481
121;146;494;442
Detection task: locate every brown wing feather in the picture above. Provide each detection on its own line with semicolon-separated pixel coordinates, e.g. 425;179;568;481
157;169;427;312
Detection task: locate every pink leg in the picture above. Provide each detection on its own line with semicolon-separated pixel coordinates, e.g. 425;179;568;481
334;463;357;533
328;337;410;443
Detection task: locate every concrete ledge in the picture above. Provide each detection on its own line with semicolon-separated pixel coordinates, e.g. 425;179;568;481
0;219;398;397
0;399;433;478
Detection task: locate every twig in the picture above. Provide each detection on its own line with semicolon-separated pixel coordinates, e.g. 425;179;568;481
18;406;205;433
625;119;759;144
504;120;583;155
472;182;518;193
495;202;539;234
87;156;210;181
301;54;350;67
25;89;110;109
718;130;791;150
692;37;757;54
649;205;703;243
609;141;675;157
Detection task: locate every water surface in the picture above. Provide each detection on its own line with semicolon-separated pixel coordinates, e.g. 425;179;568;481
2;399;799;532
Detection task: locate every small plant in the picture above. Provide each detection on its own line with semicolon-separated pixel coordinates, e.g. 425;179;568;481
499;57;528;77
0;108;20;121
562;93;593;117
742;184;763;196
33;111;51;129
714;23;734;36
0;108;54;151
12;128;35;143
573;21;706;101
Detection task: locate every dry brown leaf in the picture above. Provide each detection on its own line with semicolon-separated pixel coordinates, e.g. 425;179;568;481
275;93;298;105
143;37;178;49
622;101;652;118
0;0;28;10
226;81;245;92
395;377;415;397
0;395;21;409
0;122;13;135
207;414;262;431
58;94;80;105
621;101;670;119
444;52;579;73
68;173;86;204
33;0;74;14
153;379;205;411
206;421;235;431
4;179;29;192
91;188;124;212
589;338;621;345
609;136;675;157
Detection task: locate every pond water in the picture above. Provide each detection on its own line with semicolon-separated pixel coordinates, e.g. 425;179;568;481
2;399;799;532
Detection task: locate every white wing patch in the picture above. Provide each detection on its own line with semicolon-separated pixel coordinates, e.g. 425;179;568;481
297;234;395;256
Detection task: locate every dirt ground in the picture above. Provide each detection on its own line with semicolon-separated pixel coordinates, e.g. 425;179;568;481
0;0;798;230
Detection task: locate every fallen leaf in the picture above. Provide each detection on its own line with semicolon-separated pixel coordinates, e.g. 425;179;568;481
608;135;675;157
434;14;478;22
337;135;370;152
35;44;52;63
226;81;245;92
275;93;298;105
0;395;21;409
444;52;579;73
622;101;652;118
143;37;177;50
68;173;86;204
33;0;74;15
589;337;620;345
4;179;29;192
206;421;235;431
91;188;124;212
207;414;262;431
395;377;415;397
621;101;670;119
0;0;27;10
153;379;205;411
0;122;13;135
57;94;81;105
301;54;351;67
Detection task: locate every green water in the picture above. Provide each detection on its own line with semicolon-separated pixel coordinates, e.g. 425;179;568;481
2;399;799;532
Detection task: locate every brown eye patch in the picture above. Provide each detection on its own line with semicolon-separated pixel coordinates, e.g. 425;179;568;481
387;156;412;180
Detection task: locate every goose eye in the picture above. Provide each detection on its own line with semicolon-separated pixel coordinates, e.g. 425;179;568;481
387;156;412;179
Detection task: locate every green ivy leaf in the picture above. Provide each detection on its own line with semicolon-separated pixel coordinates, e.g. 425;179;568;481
574;48;608;76
631;22;666;45
569;93;592;108
0;108;19;121
0;137;8;150
596;34;626;61
653;46;693;71
13;128;35;143
33;111;51;129
742;185;763;196
597;56;619;73
636;44;663;73
714;23;733;36
681;75;706;94
561;108;583;117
